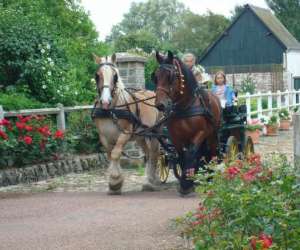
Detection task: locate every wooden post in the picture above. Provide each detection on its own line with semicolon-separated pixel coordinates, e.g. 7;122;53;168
246;92;251;120
277;90;282;110
294;110;300;179
267;91;273;116
257;91;262;118
56;103;66;131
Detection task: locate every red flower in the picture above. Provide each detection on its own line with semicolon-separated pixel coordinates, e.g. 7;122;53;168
24;125;33;132
16;121;26;130
17;115;32;123
225;166;240;179
235;159;244;169
0;118;10;126
37;126;51;137
23;136;33;145
248;153;261;166
259;233;272;248
54;130;64;139
0;130;8;140
242;172;256;182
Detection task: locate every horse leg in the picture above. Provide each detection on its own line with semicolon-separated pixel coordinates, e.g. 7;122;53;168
138;138;160;191
108;133;131;195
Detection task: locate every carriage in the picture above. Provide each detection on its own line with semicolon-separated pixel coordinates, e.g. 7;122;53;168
156;104;255;183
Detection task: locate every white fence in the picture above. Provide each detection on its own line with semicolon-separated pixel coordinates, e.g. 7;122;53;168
0;90;300;129
239;89;300;120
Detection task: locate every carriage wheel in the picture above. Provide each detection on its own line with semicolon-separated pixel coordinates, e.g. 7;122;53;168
157;154;169;183
244;136;255;159
226;136;239;162
173;164;182;180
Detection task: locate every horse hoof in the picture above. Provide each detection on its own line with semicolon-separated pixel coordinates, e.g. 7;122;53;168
177;186;196;197
142;183;159;192
107;189;122;195
109;179;124;193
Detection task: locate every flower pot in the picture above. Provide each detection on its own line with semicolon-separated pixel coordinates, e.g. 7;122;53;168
279;119;290;130
246;129;260;144
265;124;278;136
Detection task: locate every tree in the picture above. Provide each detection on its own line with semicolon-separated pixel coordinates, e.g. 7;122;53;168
107;0;188;43
0;0;110;105
266;0;300;41
113;30;159;53
171;11;230;55
231;5;244;21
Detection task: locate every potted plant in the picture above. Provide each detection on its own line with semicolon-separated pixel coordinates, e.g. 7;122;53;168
246;119;262;144
278;108;291;130
265;115;278;136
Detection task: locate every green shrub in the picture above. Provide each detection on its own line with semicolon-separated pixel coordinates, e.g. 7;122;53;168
0;115;66;168
66;111;100;154
175;154;300;249
0;93;48;110
240;76;256;94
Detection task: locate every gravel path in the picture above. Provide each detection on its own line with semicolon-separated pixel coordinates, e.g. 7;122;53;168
0;129;293;250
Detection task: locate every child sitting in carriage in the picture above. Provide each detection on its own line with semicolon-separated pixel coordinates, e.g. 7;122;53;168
211;71;237;108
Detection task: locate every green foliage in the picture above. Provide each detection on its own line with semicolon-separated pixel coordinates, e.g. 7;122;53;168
240;76;256;94
278;108;290;120
175;154;300;249
246;124;263;131
66;111;100;154
268;115;278;126
266;0;300;41
0;0;110;106
0;93;47;110
108;0;229;56
113;30;159;53
171;11;230;55
145;56;159;91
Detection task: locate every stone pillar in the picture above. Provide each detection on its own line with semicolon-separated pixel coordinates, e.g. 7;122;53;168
116;53;147;89
294;110;300;172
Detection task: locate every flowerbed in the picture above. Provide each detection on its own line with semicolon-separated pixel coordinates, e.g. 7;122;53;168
175;154;300;249
0;115;65;168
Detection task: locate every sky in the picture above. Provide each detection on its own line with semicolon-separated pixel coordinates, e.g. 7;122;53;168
80;0;269;41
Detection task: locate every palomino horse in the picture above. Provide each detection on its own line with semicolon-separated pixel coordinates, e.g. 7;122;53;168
154;51;222;195
92;54;161;194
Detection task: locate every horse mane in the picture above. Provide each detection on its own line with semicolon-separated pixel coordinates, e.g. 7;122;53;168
174;57;198;94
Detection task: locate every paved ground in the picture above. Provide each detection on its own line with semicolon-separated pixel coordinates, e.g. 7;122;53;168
0;129;293;250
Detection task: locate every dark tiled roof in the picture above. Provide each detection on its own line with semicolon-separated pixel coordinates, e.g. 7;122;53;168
249;4;300;50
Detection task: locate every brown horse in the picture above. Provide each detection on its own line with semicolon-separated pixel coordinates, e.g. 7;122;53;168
154;51;222;195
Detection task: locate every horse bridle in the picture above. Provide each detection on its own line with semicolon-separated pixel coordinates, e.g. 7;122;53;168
95;63;119;97
154;59;185;100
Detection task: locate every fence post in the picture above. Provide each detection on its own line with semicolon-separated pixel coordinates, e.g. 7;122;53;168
257;91;262;118
294;110;300;183
246;92;251;120
57;103;66;131
277;90;282;110
292;89;297;108
284;89;290;110
0;105;4;130
267;91;273;116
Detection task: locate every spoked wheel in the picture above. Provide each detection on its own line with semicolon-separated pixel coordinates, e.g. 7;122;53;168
157;154;170;183
173;164;182;180
226;136;239;162
243;136;255;159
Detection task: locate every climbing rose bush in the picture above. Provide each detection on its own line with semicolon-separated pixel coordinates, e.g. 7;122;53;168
175;154;300;249
0;116;66;168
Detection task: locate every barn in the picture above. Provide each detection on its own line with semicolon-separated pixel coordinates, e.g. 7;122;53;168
199;4;300;92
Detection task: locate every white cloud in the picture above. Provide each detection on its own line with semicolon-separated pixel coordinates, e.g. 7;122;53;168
80;0;269;40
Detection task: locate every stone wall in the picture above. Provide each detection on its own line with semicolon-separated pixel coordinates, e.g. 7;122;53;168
0;154;107;187
116;53;147;89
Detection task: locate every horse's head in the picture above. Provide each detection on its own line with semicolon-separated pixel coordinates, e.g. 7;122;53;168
153;51;188;112
93;53;120;109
